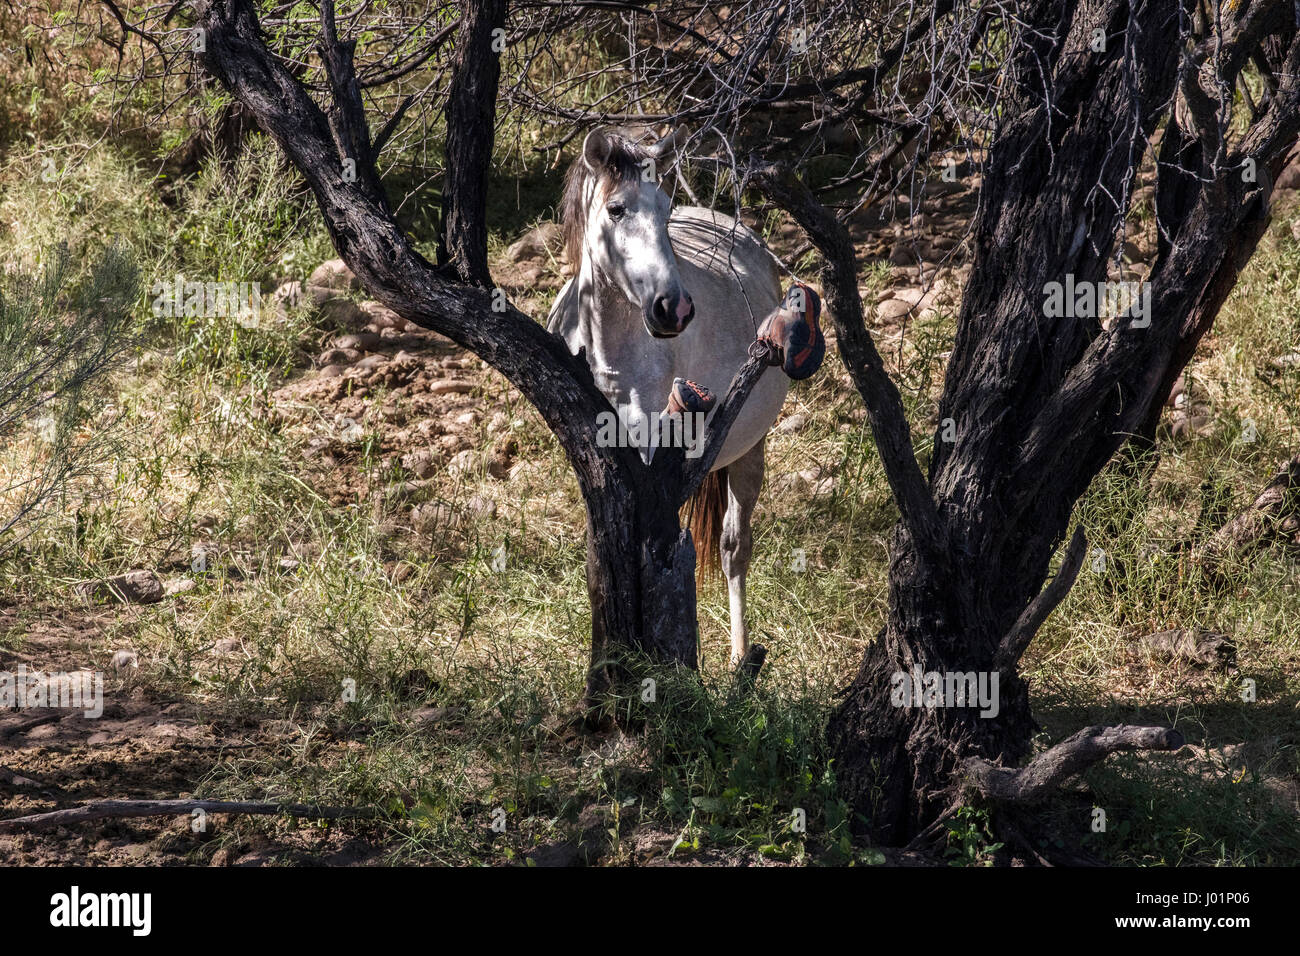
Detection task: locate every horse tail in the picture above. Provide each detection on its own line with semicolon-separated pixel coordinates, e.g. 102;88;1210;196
686;468;727;582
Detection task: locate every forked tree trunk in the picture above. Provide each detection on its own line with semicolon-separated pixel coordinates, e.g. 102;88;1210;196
193;0;778;711
760;0;1300;846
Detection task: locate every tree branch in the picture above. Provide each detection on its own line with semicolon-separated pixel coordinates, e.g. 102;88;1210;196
747;159;944;558
438;0;507;285
195;0;639;496
0;799;376;833
656;342;775;504
964;724;1185;804
994;525;1087;671
1198;454;1300;573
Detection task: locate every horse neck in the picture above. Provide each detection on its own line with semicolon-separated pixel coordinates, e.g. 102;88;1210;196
575;248;674;411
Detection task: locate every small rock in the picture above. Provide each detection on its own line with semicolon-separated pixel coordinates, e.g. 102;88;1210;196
1278;161;1300;192
447;449;477;476
309;259;362;294
1165;374;1185;408
269;280;303;314
465;495;498;518
412;501;459;533
110;649;139;670
888;244;916;267
776;413;807;434
505;222;562;263
318;298;367;328
487;438;518;480
164;577;197;597
190;542;220;573
1271;352;1300;369
411;704;464;726
77;569;164;605
1138;629;1237;670
891;286;925;308
427;379;475;396
305;283;339;307
359;300;404;330
876;298;912;323
812;477;837;496
401;450;441;479
509;461;540;483
333;332;382;352
318;347;363;367
1171;412;1213;441
385;480;427;503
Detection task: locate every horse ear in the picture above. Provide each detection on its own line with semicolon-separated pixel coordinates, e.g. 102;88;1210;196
582;129;611;174
648;126;691;162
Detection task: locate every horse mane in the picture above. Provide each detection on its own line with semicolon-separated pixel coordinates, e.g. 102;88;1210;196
561;133;652;269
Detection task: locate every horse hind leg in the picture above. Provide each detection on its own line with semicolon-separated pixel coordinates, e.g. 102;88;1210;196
720;439;765;667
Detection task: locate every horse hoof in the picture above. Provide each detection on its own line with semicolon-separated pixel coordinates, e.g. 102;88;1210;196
756;282;825;380
666;377;716;415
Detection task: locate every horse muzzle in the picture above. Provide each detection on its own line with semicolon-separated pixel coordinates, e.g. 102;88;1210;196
644;290;695;338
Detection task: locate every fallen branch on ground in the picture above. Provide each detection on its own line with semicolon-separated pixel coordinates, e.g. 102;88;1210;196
963;724;1186;803
1198;454;1300;573
0;799;377;833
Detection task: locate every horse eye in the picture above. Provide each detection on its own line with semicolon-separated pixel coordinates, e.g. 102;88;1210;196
607;202;625;221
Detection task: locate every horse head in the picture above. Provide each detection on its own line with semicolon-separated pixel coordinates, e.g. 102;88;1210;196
561;127;696;338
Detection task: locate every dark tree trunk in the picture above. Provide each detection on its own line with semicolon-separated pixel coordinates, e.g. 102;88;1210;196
759;0;1300;846
437;0;507;285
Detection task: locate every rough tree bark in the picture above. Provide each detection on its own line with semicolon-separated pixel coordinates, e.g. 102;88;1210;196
437;0;507;285
192;0;775;711
756;0;1300;847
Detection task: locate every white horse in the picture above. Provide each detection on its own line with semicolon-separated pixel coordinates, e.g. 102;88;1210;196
547;128;788;666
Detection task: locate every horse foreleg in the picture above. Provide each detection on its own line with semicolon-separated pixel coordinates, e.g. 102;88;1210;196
720;439;765;667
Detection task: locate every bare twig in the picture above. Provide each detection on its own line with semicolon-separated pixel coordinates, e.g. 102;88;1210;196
994;526;1087;672
0;799;377;833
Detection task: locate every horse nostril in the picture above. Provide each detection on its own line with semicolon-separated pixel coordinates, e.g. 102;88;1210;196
653;295;671;324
